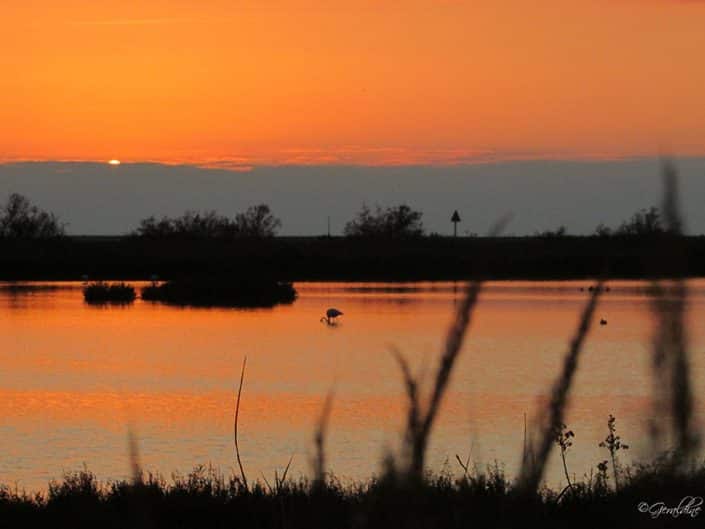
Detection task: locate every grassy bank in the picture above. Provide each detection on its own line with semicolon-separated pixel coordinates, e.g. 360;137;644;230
0;234;704;281
1;458;703;529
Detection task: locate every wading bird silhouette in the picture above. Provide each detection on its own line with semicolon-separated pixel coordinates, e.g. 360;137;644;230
321;308;343;325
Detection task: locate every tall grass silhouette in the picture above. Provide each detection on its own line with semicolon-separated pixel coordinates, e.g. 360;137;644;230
519;281;602;493
127;426;142;486
234;356;248;491
648;160;699;465
313;391;334;489
389;217;509;479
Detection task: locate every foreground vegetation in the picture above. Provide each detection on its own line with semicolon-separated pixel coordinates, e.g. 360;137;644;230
1;456;703;529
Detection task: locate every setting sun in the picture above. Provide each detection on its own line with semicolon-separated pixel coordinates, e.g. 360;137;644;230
108;159;121;166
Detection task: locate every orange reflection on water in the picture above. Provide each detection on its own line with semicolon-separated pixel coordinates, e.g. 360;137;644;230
0;390;409;432
1;281;705;491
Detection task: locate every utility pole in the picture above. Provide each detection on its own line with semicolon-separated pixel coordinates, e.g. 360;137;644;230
451;210;461;237
327;216;331;238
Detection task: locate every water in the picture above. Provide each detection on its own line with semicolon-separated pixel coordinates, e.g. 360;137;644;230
1;280;704;492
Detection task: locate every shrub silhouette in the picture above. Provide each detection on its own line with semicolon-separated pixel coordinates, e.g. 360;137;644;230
135;211;237;238
234;204;282;238
535;225;567;238
0;193;65;239
141;279;296;308
133;204;281;239
593;206;665;237
83;282;136;304
616;206;663;236
344;204;424;238
593;223;612;237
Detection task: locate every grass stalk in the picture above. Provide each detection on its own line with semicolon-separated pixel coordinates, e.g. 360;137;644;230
519;282;602;493
649;161;699;463
234;356;248;491
127;426;142;485
391;217;510;479
313;391;334;488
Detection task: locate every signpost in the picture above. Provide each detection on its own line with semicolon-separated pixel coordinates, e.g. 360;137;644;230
451;210;461;237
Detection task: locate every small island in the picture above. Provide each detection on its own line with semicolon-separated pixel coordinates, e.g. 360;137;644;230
83;282;137;304
141;279;297;308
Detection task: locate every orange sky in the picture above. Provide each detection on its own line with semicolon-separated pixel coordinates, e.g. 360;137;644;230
2;0;705;165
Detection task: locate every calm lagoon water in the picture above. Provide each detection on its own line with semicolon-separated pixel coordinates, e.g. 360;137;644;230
1;280;704;491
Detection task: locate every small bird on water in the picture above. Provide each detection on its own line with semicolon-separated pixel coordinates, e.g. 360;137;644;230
600;318;608;325
321;308;343;325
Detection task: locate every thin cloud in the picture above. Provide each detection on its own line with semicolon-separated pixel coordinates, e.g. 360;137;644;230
0;148;665;170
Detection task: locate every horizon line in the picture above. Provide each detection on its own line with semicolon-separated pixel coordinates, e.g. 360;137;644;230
2;153;702;172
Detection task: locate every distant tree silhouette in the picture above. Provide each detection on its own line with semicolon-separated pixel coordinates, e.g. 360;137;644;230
535;226;567;238
593;223;612;238
344;204;424;238
134;211;235;238
615;206;663;236
0;193;65;239
134;216;174;238
591;207;665;238
234;204;281;237
133;205;281;239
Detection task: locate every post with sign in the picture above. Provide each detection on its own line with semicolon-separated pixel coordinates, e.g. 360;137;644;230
451;210;461;237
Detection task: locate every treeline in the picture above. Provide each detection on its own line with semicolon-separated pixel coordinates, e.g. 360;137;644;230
0;193;690;240
0;193;65;239
133;205;281;239
537;207;670;238
134;203;426;239
0;195;428;239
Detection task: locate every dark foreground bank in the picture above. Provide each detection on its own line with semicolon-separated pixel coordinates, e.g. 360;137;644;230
1;459;703;529
0;235;703;281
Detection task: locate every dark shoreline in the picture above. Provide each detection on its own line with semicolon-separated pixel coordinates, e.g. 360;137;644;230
0;235;702;281
1;462;703;529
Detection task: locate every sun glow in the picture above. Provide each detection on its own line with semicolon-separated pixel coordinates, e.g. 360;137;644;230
2;1;705;164
108;159;121;165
